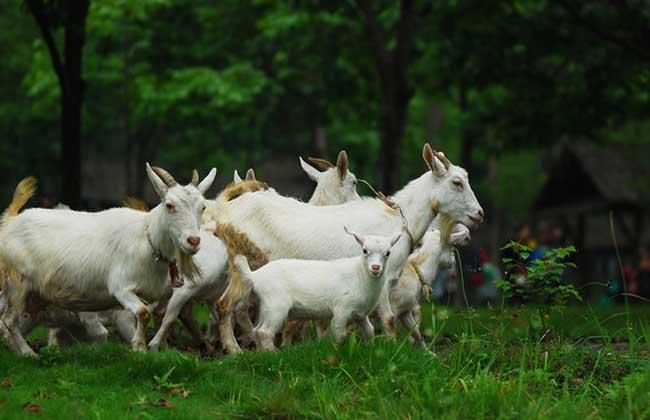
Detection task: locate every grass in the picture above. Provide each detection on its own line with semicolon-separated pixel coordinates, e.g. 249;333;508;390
1;305;649;419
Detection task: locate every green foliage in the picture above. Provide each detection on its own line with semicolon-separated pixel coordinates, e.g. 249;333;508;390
497;242;581;329
0;0;648;210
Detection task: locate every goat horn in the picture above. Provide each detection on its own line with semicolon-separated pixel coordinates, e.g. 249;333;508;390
306;157;335;170
433;151;451;170
151;166;177;187
191;169;199;186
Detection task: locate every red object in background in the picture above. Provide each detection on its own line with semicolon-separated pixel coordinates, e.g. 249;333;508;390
471;271;484;285
479;247;489;264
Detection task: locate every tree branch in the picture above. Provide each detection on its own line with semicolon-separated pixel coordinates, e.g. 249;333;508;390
25;0;68;97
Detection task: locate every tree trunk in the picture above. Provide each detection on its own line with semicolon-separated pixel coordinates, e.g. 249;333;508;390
379;99;408;192
26;0;89;209
60;0;89;209
356;0;416;193
313;124;328;158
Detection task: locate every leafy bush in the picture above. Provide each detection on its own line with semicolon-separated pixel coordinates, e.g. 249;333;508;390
496;242;581;331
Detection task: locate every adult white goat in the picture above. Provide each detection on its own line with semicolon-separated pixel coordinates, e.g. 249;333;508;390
235;225;404;350
0;165;216;356
210;143;484;353
149;168;256;352
299;150;360;205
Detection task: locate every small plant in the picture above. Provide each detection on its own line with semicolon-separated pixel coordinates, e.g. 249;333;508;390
496;242;581;331
153;367;182;391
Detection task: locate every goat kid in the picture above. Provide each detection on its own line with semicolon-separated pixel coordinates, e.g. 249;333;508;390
389;229;445;349
235;226;404;350
0;165;215;356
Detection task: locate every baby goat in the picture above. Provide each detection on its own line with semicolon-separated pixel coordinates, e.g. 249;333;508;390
234;226;404;350
389;229;445;349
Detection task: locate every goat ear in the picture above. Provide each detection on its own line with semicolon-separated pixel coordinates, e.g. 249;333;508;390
344;226;365;247
336;150;348;180
422;143;443;176
389;230;403;248
245;168;256;181
146;162;168;199
299;157;321;182
197;168;217;195
434;151;452;170
233;170;243;184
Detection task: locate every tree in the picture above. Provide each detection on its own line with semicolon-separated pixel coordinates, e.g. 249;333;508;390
26;0;89;208
354;0;418;192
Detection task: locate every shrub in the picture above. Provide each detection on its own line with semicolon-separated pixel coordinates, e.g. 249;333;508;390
496;242;581;331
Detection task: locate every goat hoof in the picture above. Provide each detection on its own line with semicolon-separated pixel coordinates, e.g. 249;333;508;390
132;342;148;352
22;348;39;358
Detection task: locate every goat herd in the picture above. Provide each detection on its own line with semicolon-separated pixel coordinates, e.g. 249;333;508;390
0;143;483;358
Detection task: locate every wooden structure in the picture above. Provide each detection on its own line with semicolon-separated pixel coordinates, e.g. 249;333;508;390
533;142;650;285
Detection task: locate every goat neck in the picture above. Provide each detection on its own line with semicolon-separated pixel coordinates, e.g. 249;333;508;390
392;173;437;244
144;204;176;263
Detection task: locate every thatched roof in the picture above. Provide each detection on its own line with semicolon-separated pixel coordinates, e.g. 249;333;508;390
535;142;650;212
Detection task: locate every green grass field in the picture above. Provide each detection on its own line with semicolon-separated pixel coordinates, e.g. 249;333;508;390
1;305;649;419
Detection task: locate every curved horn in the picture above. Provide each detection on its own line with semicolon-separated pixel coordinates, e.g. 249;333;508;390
151;166;177;187
306;156;335;170
433;151;452;170
191;169;199;186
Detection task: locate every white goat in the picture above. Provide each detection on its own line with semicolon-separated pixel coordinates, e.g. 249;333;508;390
234;226;404;350
389;229;445;349
210;144;484;353
299;150;360;205
371;215;471;336
0;165;216;356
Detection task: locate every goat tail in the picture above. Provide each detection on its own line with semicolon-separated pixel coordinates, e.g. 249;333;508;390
3;177;37;224
122;196;149;212
218;255;254;314
233;255;253;290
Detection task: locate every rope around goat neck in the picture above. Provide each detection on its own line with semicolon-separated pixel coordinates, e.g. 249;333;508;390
410;260;432;303
357;178;416;252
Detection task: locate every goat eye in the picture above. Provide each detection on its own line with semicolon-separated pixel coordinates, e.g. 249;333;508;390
165;203;175;212
385;251;391;257
363;249;368;255
453;180;464;189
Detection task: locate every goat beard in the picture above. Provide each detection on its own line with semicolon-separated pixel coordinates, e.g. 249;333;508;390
175;250;203;284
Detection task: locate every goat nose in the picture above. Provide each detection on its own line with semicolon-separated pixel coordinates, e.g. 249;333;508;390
187;236;201;248
371;264;381;272
477;208;484;219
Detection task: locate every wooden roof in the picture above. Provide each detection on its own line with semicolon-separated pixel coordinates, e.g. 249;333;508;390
535;142;650;212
